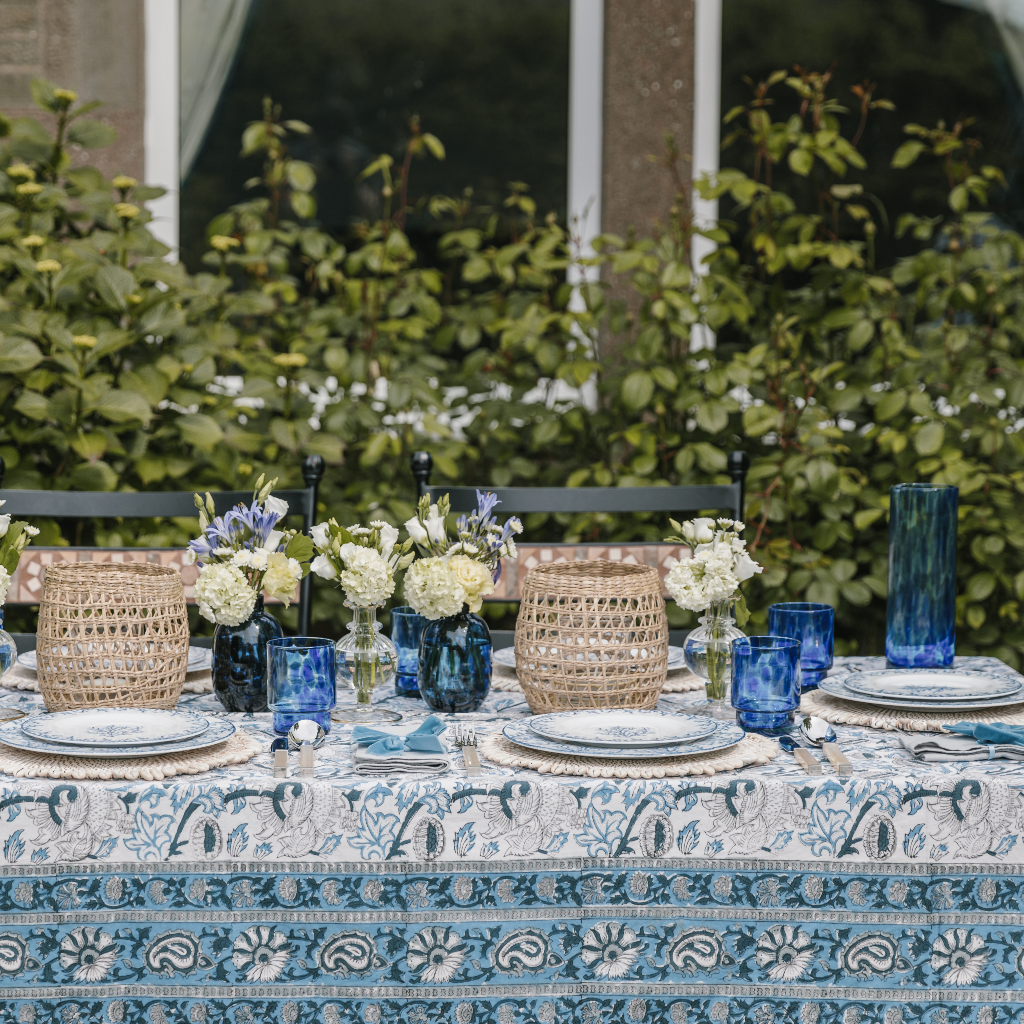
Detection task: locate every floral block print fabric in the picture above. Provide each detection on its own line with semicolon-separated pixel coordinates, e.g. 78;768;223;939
0;656;1021;1020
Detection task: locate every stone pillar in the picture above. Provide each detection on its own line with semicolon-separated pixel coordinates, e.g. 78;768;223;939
602;0;695;242
0;0;145;179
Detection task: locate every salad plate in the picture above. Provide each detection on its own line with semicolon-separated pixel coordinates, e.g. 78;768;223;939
0;716;235;758
841;668;1020;702
529;709;715;747
21;707;210;747
16;646;211;673
502;718;744;760
820;673;1024;711
494;645;686;670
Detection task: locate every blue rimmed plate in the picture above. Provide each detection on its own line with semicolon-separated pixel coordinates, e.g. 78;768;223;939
0;716;234;758
21;707;209;747
529;709;715;747
842;668;1021;702
503;718;744;760
820;673;1024;711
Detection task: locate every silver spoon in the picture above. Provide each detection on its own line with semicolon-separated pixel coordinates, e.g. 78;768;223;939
288;719;327;750
799;715;837;747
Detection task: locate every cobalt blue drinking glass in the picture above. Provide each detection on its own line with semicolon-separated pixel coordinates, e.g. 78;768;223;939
390;605;426;698
886;483;958;668
266;636;336;734
731;636;802;734
419;608;492;713
768;602;834;690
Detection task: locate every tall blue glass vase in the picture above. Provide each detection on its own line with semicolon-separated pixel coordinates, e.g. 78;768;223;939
886;483;958;667
418;607;492;713
213;595;284;712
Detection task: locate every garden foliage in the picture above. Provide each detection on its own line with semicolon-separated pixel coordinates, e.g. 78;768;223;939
0;75;1021;662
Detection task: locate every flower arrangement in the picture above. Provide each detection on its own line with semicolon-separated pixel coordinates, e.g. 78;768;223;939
186;477;313;626
663;517;762;614
403;491;522;618
309;519;415;606
0;501;39;606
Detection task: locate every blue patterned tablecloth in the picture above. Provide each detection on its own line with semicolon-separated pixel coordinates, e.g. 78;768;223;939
0;657;1020;1024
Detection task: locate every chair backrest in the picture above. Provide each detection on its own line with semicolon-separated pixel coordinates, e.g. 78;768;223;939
0;455;326;634
409;450;750;600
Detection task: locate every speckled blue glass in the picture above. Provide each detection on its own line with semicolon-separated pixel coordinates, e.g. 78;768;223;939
769;602;833;690
213;595;283;713
419;609;492;713
390;605;425;699
731;635;801;734
266;636;336;734
0;607;15;679
887;483;958;668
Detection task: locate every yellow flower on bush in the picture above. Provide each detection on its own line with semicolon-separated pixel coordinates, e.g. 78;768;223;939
112;175;137;190
73;335;97;349
448;554;494;613
21;235;45;248
210;234;240;252
35;259;61;274
272;352;308;368
6;164;34;181
262;551;302;606
114;202;140;220
16;182;43;196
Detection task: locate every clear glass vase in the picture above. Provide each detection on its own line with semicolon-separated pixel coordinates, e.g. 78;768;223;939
333;605;401;724
683;599;745;720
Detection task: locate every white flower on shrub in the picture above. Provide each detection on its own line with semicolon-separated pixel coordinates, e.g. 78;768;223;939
194;563;256;626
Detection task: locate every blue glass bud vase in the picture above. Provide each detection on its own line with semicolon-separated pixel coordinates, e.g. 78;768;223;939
887;483;959;667
213;595;283;712
418;607;492;713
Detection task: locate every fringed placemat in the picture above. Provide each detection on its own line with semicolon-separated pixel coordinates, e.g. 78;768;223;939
491;666;704;695
0;665;213;694
480;730;777;778
801;689;1024;733
0;730;263;780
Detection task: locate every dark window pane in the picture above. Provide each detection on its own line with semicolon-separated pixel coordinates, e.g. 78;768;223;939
180;0;570;268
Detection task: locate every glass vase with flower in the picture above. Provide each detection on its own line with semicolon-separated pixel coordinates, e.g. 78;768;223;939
310;517;416;724
0;500;40;680
664;516;763;720
187;476;311;712
403;490;521;712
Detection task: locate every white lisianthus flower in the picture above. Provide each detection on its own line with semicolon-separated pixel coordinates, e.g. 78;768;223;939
264;495;289;518
425;506;446;544
404;557;467;619
378;523;399;560
448;554;494;613
734;551;763;583
262;529;284;552
263;552;303;606
194;563;256;626
690;517;717;545
310;522;331;548
338;545;394;607
405;516;428;545
0;565;11;605
310;553;337;580
0;515;12;538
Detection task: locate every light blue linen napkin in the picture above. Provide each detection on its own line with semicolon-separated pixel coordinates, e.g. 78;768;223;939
350;715;451;774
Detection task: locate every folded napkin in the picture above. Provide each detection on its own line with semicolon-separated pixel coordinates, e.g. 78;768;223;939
350;715;451;775
902;721;1024;762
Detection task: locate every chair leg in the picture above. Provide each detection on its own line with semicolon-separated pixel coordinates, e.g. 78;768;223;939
728;451;751;524
411;451;433;499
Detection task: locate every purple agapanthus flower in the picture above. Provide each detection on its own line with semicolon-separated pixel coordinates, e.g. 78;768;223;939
188;500;286;567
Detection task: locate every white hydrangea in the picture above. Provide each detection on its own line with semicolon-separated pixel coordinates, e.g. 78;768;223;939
262;552;303;606
404;556;467;620
0;565;11;605
339;544;394;607
194;563;256;626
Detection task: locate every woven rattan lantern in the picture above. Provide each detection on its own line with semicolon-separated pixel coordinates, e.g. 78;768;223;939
514;560;669;713
36;562;189;711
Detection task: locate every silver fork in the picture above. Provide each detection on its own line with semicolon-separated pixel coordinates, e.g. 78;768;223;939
456;723;482;777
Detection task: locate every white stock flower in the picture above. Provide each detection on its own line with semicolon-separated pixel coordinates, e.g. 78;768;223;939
448;555;494;613
263;553;302;606
404;557;467;619
194;563;256;626
425;505;446;544
339;545;394;607
378;522;399;560
264;496;289;518
405;516;428;545
310;553;337;580
310;522;331;548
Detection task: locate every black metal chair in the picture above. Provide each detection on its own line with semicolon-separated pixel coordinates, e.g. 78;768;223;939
0;455;325;639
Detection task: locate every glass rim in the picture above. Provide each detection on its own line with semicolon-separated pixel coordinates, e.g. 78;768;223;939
890;482;958;491
390;606;422;617
733;635;801;652
769;602;834;614
267;636;334;650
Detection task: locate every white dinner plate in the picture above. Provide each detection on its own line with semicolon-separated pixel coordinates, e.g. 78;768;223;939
820;673;1024;712
529;709;716;747
493;645;686;669
16;646;210;673
502;718;744;760
842;668;1021;702
21;708;209;747
0;716;234;758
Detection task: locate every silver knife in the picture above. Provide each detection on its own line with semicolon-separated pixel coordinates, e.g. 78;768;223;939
822;742;853;778
778;734;823;775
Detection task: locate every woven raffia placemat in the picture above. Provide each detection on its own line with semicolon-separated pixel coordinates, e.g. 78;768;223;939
480;730;777;778
0;730;263;780
802;688;1024;733
0;665;213;694
490;665;704;695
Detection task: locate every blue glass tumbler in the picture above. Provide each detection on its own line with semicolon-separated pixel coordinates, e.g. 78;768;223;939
391;605;426;698
731;636;802;734
266;637;336;734
768;602;834;691
886;483;958;667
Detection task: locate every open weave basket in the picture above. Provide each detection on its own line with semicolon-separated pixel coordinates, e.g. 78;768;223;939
37;562;189;711
514;560;668;713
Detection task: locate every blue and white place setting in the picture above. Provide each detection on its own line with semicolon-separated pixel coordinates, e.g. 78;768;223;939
19;707;210;747
15;645;212;673
528;708;716;747
841;667;1021;701
819;670;1024;711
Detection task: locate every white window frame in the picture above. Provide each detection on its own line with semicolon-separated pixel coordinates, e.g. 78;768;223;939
692;0;722;274
144;0;180;257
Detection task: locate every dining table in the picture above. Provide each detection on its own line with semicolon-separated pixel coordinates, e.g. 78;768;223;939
0;654;1018;1024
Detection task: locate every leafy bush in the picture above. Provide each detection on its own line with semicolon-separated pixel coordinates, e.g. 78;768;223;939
2;73;1024;665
